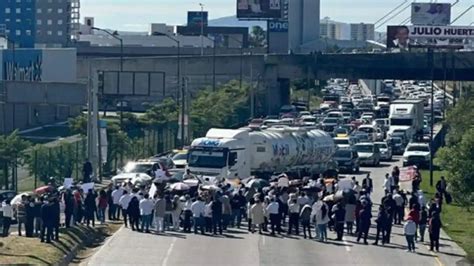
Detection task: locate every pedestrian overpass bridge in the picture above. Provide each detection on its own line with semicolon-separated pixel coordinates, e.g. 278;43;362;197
79;51;474;114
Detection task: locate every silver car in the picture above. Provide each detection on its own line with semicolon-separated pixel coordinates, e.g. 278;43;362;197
375;141;392;161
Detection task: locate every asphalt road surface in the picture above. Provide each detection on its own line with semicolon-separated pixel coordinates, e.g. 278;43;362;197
86;157;467;266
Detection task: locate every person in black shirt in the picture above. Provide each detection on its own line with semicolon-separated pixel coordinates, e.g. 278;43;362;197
25;197;35;237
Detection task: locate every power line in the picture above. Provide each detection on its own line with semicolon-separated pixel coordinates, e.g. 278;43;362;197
374;0;408;25
375;1;414;29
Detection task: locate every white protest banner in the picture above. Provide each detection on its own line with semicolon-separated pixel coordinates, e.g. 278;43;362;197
148;183;158;198
81;182;95;193
63;178;73;189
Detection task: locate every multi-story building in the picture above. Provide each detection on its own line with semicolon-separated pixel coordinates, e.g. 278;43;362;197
0;0;36;48
0;0;79;48
320;17;349;40
350;23;375;41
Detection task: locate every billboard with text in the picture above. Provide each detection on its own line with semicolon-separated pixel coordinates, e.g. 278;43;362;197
387;25;474;48
411;3;451;26
237;0;282;19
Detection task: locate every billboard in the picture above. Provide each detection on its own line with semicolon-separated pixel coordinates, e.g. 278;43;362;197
187;11;208;28
411;3;451;26
237;0;282;19
386;25;474;48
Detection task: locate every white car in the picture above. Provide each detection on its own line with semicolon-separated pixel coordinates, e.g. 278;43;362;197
375;141;392;161
171;150;188;169
402;143;431;168
111;161;156;186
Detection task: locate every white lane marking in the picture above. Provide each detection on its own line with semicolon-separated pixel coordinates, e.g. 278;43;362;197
262;235;266;246
343;237;351;252
162;237;177;266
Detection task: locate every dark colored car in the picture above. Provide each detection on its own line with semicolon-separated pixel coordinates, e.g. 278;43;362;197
334;149;360;174
389;137;405;155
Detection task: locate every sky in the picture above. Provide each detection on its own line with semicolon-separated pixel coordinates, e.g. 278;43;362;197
81;0;473;32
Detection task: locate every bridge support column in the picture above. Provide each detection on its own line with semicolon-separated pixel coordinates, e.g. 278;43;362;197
264;65;290;115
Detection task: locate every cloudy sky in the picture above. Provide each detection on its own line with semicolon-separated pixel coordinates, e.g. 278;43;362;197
81;0;473;31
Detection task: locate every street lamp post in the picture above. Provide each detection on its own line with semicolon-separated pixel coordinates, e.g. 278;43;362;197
91;27;124;129
202;35;216;91
161;34;184;147
227;35;244;89
199;3;205;56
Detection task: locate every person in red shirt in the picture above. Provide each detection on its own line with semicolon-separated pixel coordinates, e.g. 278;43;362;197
97;190;108;224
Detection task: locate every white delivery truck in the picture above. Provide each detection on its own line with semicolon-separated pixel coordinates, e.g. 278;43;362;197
187;127;336;179
388;99;424;141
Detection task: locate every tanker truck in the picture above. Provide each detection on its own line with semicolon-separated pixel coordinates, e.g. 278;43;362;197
187;126;336;180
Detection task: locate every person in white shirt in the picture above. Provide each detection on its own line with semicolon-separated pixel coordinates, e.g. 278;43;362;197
191;197;205;234
297;192;310;208
404;216;417;252
2;199;13;237
203;199;213;233
383;174;394;195
266;197;280;235
311;199;330;242
139;194;154;233
182;195;193;233
112;186;124;220
287;198;300;235
119;191;132;228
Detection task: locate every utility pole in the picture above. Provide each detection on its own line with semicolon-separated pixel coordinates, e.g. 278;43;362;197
429;48;435;187
199;3;205;56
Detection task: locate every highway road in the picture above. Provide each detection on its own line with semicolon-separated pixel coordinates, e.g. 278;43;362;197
85;157;468;266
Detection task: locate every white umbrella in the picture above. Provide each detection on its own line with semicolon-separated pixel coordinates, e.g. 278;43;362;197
183;179;199;187
11;192;31;206
201;184;221;191
170;182;190;191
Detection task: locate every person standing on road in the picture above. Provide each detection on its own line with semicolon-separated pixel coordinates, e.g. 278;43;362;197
429;212;442;252
287;198;300;235
300;204;312;239
40;198;54;243
153;193;166;233
112;186;124;221
106;185;115;221
373;205;389;245
314;200;330;242
333;202;346;241
127;196;140;231
97;190;108;224
204;198;213;233
191;197;205;235
63;190;74;228
393;189;405;225
419;206;428;242
25;196;35;237
1;199;13;237
404;216;417;252
171;195;182;231
119;190;132;228
250;198;265;234
383;174;394;195
221;194;232;231
362;174;373;196
139;194;154;233
266;197;281;236
16;195;27;236
392;166;400;188
211;195;223;235
182;195;193;233
84;190;97;227
357;201;371;245
345;196;356;235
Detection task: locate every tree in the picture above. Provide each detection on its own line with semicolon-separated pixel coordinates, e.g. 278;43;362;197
435;128;474;211
249;26;266;48
190;80;251;137
140;98;178;127
0;131;30;190
443;99;474;145
68;114;88;136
